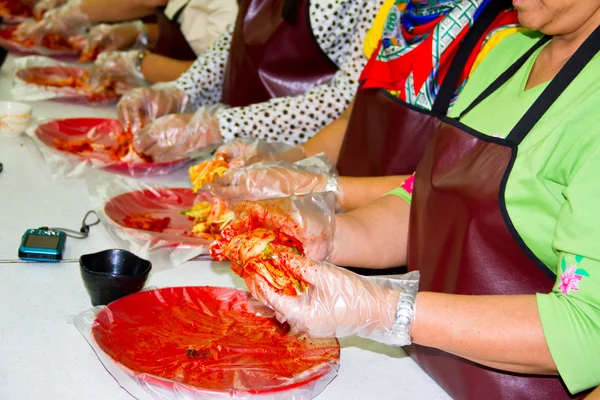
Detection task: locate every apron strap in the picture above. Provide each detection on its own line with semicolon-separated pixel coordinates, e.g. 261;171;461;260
507;25;600;144
432;0;511;116
458;35;551;120
282;0;304;25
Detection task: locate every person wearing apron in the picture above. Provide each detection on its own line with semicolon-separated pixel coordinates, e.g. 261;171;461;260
198;1;521;211
216;2;600;398
117;0;383;161
82;0;237;89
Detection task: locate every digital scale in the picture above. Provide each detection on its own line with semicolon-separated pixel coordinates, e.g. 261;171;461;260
18;228;67;262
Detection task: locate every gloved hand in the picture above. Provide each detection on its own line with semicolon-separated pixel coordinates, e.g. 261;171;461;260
132;106;224;162
220;192;336;262
244;250;420;346
75;21;147;61
89;50;148;94
117;84;188;132
32;0;67;19
16;0;89;39
211;154;340;202
215;138;307;168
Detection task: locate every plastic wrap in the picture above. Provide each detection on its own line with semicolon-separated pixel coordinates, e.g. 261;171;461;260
88;171;219;269
73;286;340;400
210;153;337;202
12;56;120;104
215;138;307;168
0;24;78;57
26;117;192;179
215;192;337;263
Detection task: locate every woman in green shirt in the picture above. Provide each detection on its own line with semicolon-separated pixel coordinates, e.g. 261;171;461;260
219;1;600;398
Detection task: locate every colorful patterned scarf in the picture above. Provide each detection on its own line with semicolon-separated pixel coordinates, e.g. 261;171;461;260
360;0;494;109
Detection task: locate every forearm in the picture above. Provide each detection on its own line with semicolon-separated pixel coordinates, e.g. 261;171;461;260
332;194;409;268
79;0;163;22
338;176;409;211
411;292;557;375
141;53;194;83
587;386;600;399
302;101;354;164
144;23;158;47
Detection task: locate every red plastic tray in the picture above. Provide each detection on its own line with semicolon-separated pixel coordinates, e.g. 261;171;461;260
35;118;189;176
92;286;340;398
16;66;120;103
0;26;78;56
104;187;217;248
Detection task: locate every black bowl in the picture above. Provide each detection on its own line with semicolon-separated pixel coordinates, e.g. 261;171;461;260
79;249;151;306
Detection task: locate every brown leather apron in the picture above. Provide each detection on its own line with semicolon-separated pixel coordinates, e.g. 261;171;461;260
221;0;338;107
152;2;198;61
336;0;509;177
406;26;600;400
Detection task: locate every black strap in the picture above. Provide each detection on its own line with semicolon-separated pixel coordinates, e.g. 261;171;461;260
507;25;600;143
458;35;551;120
432;0;511;116
282;0;304;25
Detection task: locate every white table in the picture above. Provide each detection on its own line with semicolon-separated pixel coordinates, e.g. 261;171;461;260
0;54;451;400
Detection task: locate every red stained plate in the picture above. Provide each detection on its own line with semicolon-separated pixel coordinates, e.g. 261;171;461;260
35;118;189;176
92;286;340;397
16;66;120;103
104;187;215;248
0;26;78;56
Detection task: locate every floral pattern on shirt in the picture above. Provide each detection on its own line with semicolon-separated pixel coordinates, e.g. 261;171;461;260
558;255;590;296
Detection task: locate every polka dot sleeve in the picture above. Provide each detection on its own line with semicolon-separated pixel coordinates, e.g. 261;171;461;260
215;0;382;145
174;24;233;107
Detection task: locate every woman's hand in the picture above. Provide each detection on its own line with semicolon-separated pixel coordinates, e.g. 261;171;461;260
210;154;338;202
243;251;419;345
132;107;223;162
215;138;306;168
221;193;336;261
89;50;147;93
78;21;146;60
16;0;89;38
117;84;188;132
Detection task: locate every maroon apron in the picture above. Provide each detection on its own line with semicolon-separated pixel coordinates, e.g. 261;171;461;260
336;0;510;177
221;0;338;107
406;26;600;400
152;2;198;61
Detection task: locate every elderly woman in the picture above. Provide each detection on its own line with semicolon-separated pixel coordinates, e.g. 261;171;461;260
207;0;520;211
115;0;384;161
218;0;600;398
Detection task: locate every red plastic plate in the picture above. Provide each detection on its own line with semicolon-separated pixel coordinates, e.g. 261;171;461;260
35;118;189;176
0;27;78;56
104;187;216;248
92;286;340;397
16;66;120;103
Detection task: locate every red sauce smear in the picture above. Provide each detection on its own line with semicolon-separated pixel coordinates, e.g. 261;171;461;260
53;131;153;162
0;26;73;51
122;214;170;232
0;0;32;18
92;287;339;392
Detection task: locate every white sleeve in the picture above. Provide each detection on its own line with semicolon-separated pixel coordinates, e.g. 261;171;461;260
174;24;233;108
179;0;238;55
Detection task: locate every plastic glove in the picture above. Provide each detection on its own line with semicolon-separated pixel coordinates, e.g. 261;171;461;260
16;0;89;39
75;21;147;61
211;153;339;202
89;50;148;94
218;192;336;262
32;0;67;19
132;106;225;162
117;84;188;132
243;250;419;346
215;138;307;168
